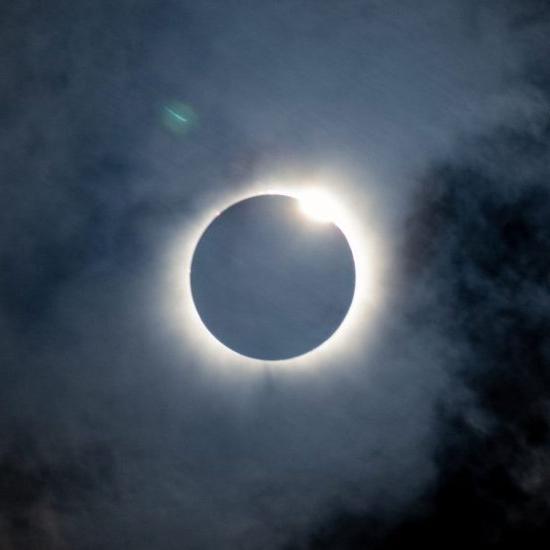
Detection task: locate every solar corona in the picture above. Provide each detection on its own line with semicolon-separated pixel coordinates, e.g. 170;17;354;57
161;174;386;371
190;194;355;360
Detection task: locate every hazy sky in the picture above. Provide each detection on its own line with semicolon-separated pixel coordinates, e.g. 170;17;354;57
1;2;549;549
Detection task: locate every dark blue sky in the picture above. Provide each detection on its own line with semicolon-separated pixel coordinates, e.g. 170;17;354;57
1;2;550;549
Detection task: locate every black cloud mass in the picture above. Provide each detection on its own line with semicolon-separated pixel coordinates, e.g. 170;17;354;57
1;1;549;549
292;128;550;549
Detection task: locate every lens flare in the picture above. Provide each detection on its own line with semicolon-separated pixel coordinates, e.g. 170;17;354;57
162;101;198;135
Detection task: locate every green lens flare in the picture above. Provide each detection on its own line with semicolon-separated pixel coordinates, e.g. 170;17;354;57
162;102;198;135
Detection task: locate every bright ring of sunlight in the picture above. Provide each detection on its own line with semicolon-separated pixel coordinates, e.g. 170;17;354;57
190;194;356;360
298;190;338;223
160;171;387;372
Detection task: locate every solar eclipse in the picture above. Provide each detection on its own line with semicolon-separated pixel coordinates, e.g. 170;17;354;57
190;194;356;360
162;175;386;370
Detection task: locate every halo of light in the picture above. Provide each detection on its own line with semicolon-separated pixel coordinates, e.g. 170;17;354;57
159;171;389;374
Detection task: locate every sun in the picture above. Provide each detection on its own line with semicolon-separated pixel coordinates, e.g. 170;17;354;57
297;189;337;223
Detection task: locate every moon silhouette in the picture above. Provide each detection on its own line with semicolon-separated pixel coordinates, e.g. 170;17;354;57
190;194;356;360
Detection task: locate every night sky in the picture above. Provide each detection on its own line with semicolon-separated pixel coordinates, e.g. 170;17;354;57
1;2;550;549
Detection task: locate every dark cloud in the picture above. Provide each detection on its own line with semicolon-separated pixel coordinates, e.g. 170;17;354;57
292;170;550;549
292;171;550;549
0;430;115;549
287;25;550;548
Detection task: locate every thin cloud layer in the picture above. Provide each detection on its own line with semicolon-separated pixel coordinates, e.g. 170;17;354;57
1;1;548;549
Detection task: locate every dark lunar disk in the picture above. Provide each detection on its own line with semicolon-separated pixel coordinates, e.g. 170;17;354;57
190;194;356;360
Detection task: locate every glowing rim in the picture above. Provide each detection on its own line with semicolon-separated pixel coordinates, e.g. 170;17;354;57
160;173;387;373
